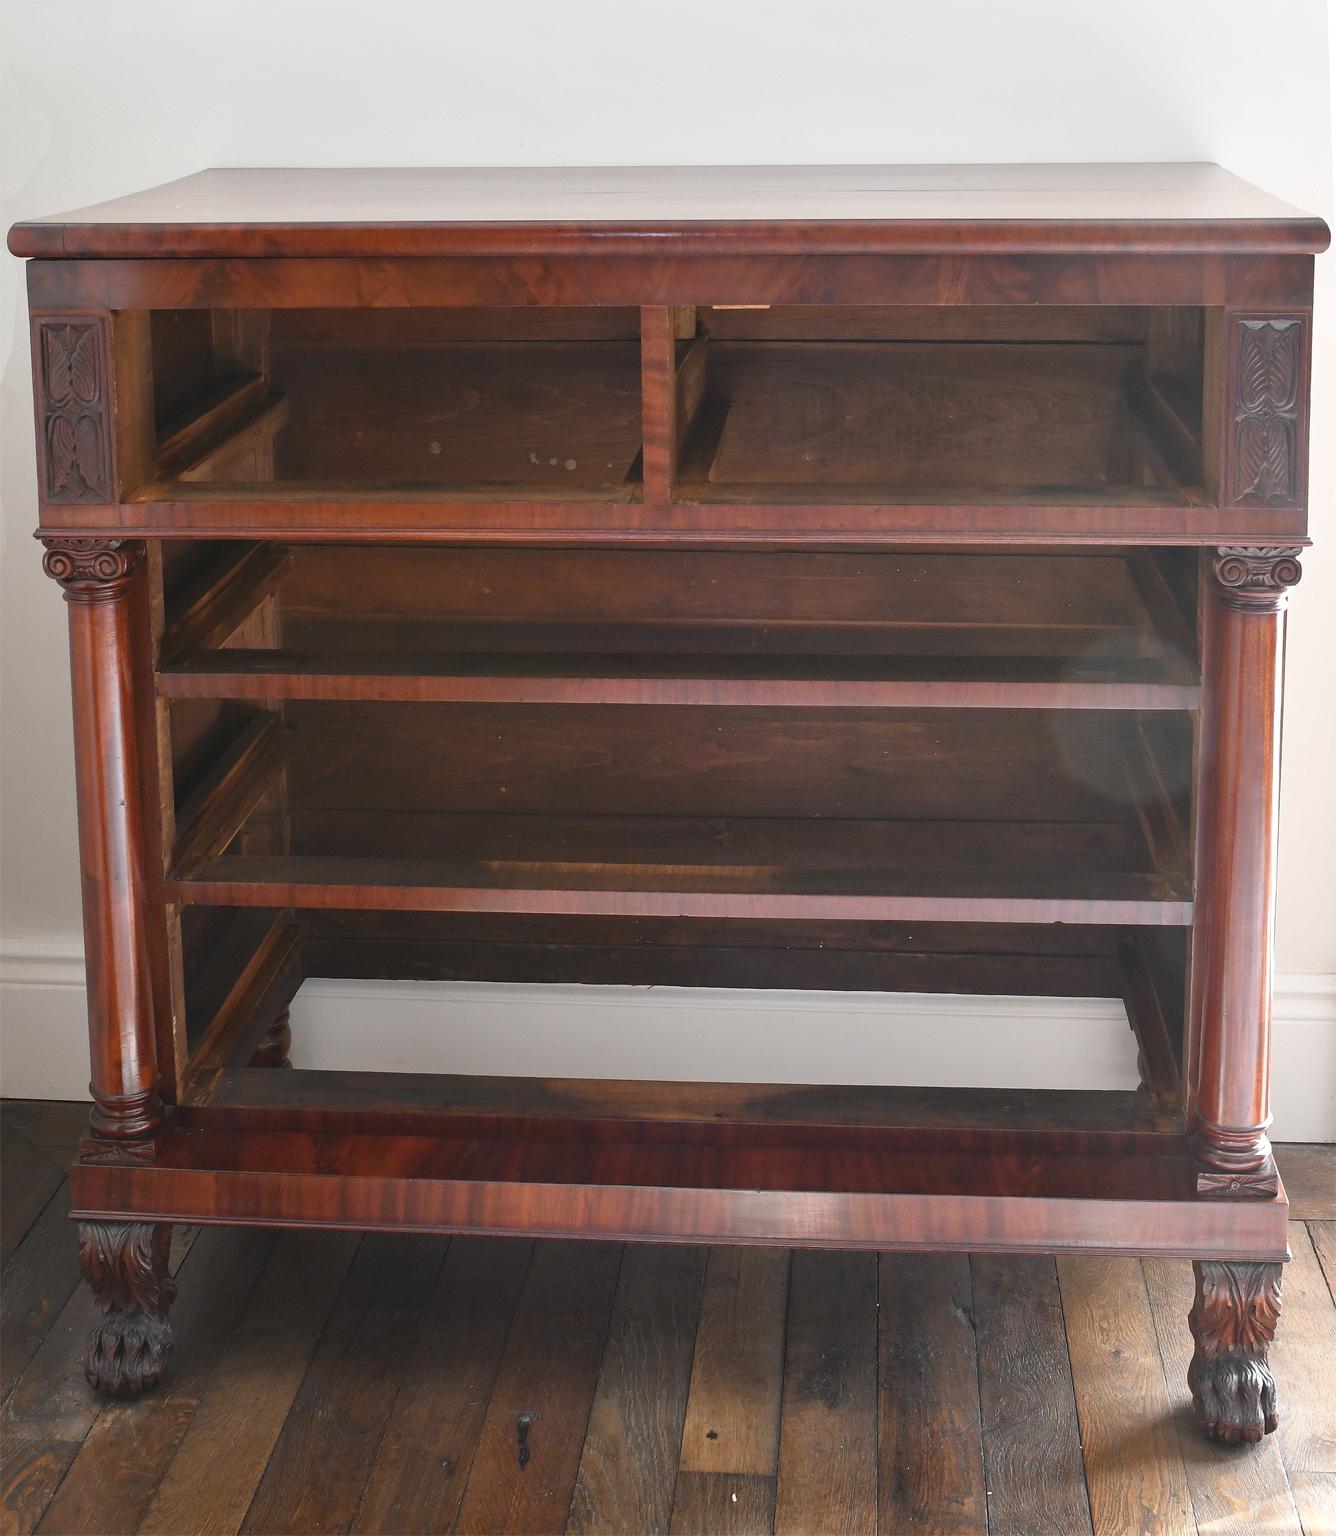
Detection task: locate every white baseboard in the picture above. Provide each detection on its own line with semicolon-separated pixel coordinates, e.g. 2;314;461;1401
3;937;1333;1140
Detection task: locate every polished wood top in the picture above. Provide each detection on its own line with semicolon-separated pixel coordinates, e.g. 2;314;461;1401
9;163;1328;258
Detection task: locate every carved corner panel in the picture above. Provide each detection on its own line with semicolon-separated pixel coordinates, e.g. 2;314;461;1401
1226;316;1308;509
32;315;115;506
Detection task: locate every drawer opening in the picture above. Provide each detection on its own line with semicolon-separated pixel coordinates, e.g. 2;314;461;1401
156;543;1201;709
163;701;1195;927
674;305;1210;505
128;303;1211;508
175;910;1187;1120
142;306;645;496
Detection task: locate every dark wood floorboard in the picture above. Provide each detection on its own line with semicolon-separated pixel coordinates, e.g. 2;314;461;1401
1057;1257;1194;1536
774;1250;877;1536
2;1104;1331;1536
1276;1144;1336;1222
352;1235;534;1535
0;1104;88;1183
668;1472;776;1535
136;1230;361;1536
36;1226;277;1536
453;1240;623;1536
1;1187;81;1405
240;1233;449;1535
566;1244;706;1536
973;1255;1094;1536
677;1247;789;1482
877;1252;987;1536
0;1132;63;1271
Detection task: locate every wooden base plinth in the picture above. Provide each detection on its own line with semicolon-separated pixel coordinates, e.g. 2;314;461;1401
70;1074;1289;1264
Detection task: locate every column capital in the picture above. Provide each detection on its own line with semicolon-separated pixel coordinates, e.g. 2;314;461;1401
1211;547;1303;613
40;537;142;601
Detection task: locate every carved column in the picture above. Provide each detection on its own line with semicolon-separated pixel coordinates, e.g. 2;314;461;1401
41;538;163;1151
1187;546;1302;1197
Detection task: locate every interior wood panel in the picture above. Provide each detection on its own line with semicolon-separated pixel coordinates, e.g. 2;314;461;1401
277;704;1153;819
701;342;1148;490
269;341;642;488
301;911;1127;995
275;546;1185;653
698;304;1152;342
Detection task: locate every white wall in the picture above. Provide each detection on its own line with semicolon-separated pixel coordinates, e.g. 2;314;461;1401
2;1;1333;1128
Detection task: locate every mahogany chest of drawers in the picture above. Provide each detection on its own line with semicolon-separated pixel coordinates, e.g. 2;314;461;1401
10;164;1327;1444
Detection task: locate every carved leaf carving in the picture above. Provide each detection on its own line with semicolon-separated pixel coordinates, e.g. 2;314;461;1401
77;1222;176;1321
1232;318;1302;505
1235;416;1295;503
75;414;103;489
45;328;72;402
36;319;109;502
48;415;79;494
1190;1260;1282;1357
1238;321;1299;412
68;325;99;402
44;323;99;402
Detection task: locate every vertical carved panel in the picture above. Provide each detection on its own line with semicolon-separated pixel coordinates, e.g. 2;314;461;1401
33;316;114;504
1228;317;1304;507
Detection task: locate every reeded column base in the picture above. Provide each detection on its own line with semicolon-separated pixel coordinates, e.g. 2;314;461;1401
1195;1122;1280;1199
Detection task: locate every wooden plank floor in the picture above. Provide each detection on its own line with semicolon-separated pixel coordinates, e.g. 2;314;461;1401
2;1101;1333;1536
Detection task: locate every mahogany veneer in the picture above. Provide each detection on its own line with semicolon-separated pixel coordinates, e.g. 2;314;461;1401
10;164;1327;1447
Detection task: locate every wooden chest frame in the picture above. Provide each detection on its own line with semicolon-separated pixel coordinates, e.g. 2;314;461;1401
10;165;1327;1443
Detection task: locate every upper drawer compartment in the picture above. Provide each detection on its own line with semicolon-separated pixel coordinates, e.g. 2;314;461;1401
143;306;644;496
675;306;1209;506
125;302;1214;514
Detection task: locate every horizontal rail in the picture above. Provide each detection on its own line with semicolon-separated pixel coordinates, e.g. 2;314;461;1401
187;1066;1178;1137
42;498;1305;545
157;648;1201;710
167;853;1193;926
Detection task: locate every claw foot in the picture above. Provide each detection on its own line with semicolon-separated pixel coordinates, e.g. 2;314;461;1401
77;1221;176;1397
1189;1349;1279;1444
1188;1259;1282;1444
85;1308;174;1396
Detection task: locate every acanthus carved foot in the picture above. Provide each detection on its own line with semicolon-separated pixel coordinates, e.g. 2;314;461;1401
77;1221;176;1397
1188;1260;1282;1444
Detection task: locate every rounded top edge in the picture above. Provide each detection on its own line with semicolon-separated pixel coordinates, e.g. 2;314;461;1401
7;215;1333;261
